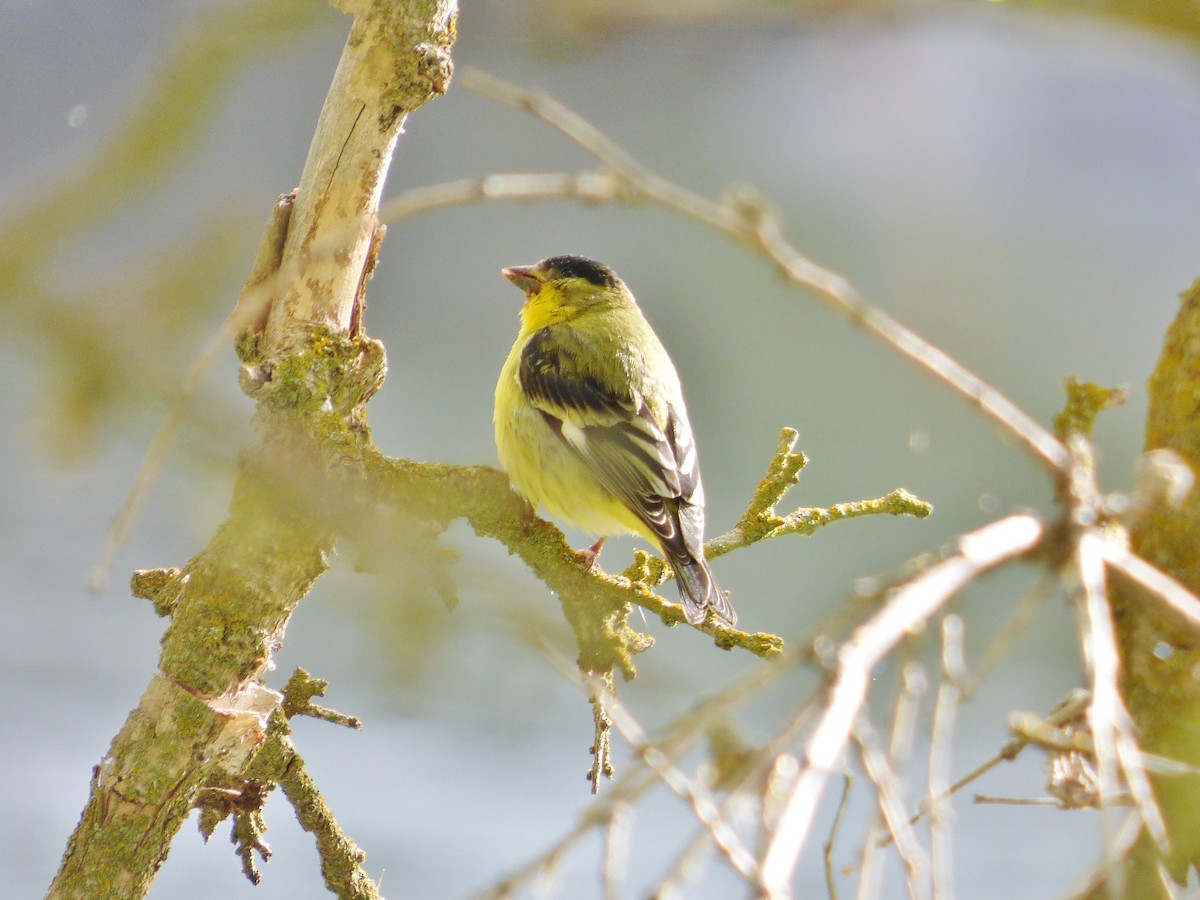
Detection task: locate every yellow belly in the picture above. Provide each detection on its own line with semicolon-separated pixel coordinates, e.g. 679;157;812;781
494;354;643;539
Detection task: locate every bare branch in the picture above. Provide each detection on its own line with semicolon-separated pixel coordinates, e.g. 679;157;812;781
853;719;931;900
930;616;967;898
582;673;764;888
1064;439;1167;882
1104;539;1200;631
759;514;1044;895
455;68;1072;475
264;9;453;351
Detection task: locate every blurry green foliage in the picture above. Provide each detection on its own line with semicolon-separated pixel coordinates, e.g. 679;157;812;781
0;1;326;462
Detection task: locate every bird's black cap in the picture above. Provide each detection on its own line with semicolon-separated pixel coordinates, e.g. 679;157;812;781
542;255;621;289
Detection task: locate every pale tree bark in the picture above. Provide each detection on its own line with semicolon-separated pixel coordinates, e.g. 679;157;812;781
48;3;457;897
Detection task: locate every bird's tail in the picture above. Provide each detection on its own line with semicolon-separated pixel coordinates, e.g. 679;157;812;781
670;555;736;626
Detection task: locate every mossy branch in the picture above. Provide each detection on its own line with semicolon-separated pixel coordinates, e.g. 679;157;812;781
250;669;376;898
196;668;374;894
48;3;457;897
54;22;931;898
710;428;931;555
364;426;930;670
1054;376;1127;440
630;427;928;656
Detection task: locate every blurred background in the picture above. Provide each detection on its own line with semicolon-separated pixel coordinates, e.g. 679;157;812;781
3;1;1199;896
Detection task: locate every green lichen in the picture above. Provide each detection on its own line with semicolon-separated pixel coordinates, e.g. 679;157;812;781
1053;375;1127;439
130;568;184;617
162;330;385;696
235;327;261;364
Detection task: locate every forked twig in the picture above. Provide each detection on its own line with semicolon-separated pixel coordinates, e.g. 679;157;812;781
1058;436;1167;900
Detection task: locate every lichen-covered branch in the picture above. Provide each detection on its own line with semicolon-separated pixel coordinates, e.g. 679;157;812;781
244;670;379;899
365;426;930;668
48;3;457;897
194;668;370;892
49;438;333;898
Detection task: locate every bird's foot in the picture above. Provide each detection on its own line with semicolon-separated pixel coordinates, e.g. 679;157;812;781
577;537;607;570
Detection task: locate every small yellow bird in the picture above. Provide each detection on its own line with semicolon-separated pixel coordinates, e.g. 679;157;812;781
494;255;735;626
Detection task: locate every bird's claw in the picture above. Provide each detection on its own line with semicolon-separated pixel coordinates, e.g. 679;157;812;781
577;537;607;570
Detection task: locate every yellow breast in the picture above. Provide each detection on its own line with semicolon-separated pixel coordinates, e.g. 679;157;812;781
494;339;644;538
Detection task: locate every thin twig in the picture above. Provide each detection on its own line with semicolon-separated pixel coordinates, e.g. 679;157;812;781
973;795;1069;806
853;719;931;900
589;670;616;794
378;170;629;222
884;690;1093;850
602;802;632;900
823;774;852;900
1076;530;1128;900
582;673;765;889
538;637;768;888
890;657;926;772
857;812;889;900
854;660;924;900
488;611;842;900
655;694;828;897
457;67;1072;476
930;616;966;899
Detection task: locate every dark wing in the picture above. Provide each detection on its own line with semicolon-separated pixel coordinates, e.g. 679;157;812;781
518;327;633;428
520;328;733;623
519;328;686;537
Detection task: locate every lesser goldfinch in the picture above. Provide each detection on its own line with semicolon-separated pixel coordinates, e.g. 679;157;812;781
494;255;735;626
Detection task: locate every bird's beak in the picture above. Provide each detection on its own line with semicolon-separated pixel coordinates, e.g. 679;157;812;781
501;265;544;296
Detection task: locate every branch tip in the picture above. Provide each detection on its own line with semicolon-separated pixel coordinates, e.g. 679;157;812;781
1054;376;1127;440
281;667;362;730
130;567;185;617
